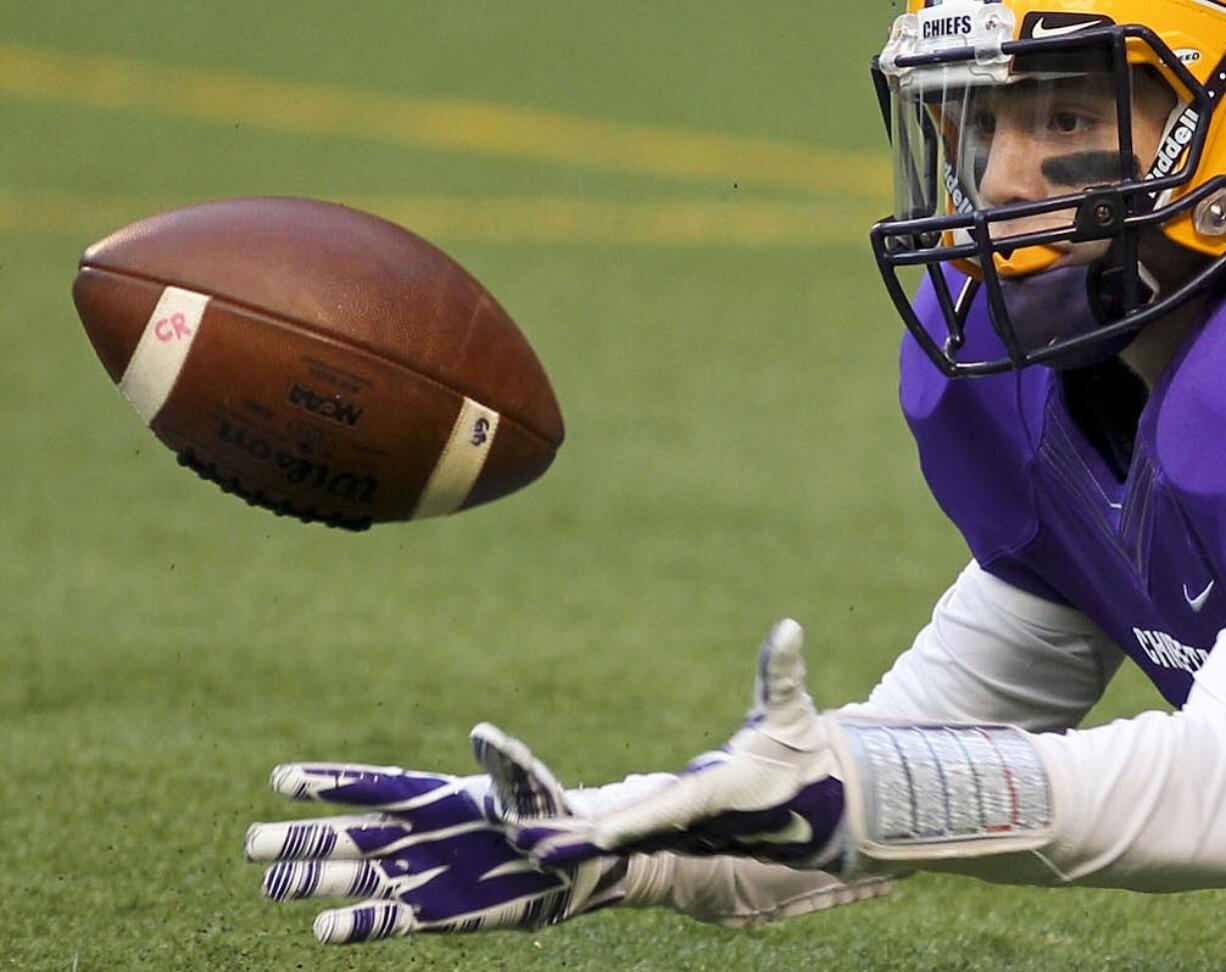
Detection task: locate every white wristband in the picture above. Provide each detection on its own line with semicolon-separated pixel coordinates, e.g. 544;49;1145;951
829;717;1055;865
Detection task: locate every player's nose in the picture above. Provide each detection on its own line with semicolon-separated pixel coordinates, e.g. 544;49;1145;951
978;127;1050;208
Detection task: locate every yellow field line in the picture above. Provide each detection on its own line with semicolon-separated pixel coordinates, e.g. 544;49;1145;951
0;43;890;198
0;190;881;246
368;195;880;245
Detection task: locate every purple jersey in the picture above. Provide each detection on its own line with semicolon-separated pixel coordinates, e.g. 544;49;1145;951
902;273;1226;707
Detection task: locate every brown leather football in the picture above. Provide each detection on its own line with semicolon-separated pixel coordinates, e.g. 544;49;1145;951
73;197;564;529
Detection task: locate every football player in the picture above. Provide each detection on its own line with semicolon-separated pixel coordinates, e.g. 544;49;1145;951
246;0;1226;942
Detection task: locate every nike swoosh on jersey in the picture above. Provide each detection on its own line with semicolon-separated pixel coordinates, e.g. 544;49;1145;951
1031;17;1109;39
1184;579;1215;613
736;811;813;846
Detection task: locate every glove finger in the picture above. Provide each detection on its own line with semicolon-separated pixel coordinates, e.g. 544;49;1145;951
520;773;729;863
470;722;568;821
269;763;461;810
515;819;605;867
751;619;808;715
525;756;806;863
262;859;407;902
313;899;417;944
245;814;413;862
264;852;565;904
527;813;701;863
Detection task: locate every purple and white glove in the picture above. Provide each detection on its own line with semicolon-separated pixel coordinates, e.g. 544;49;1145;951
515;619;848;870
245;725;625;943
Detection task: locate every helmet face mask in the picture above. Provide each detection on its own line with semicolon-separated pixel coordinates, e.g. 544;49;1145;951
870;0;1226;377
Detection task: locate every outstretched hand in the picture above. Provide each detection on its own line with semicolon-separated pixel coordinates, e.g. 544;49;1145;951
513;619;847;870
245;725;621;943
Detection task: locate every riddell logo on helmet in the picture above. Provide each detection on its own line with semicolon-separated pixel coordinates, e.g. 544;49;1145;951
943;162;974;214
1146;106;1199;183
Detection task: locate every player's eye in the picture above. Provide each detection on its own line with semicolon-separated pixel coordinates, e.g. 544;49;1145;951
1048;109;1094;135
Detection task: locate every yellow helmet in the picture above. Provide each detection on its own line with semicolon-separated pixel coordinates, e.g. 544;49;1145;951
870;0;1226;375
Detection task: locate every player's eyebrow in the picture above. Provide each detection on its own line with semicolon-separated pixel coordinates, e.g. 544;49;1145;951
1042;151;1142;186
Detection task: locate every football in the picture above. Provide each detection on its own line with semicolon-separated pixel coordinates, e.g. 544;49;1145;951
72;197;565;529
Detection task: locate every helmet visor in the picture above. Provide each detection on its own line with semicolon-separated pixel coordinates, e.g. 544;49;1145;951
893;68;1148;238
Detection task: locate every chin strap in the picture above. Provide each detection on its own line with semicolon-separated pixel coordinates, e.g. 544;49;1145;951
1088;237;1160;325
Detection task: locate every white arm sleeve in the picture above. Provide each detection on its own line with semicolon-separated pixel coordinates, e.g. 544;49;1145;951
885;636;1226;891
826;563;1226;891
840;560;1124;731
1026;634;1226;890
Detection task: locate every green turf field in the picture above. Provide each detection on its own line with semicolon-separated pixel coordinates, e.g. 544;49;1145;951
3;3;1222;969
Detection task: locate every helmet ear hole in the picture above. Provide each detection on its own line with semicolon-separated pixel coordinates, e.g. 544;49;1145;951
1193;190;1226;238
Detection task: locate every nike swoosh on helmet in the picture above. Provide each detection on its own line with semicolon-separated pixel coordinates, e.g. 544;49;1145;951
1031;16;1109;39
